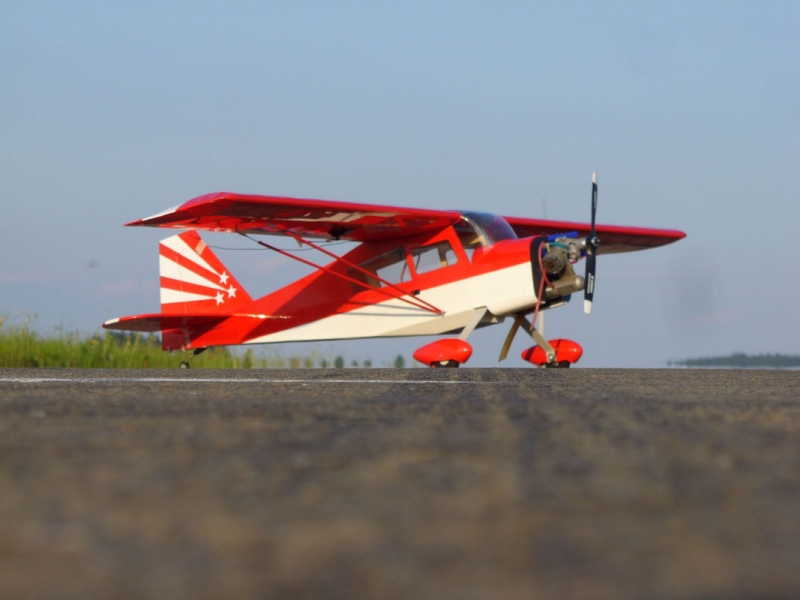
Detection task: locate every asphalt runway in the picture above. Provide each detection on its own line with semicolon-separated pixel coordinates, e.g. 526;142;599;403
1;368;799;600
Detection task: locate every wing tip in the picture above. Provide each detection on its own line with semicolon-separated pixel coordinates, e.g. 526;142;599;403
102;318;120;329
126;204;183;227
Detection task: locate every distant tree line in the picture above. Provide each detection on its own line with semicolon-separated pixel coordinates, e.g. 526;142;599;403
669;352;800;368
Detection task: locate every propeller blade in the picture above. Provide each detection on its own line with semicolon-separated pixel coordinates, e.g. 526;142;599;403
590;171;598;238
584;251;596;314
584;172;599;314
499;316;524;361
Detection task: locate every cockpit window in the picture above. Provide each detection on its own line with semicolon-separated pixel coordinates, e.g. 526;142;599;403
455;228;482;262
349;246;410;290
456;212;517;259
411;241;457;275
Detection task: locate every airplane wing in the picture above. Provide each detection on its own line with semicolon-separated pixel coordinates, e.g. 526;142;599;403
127;192;463;242
504;217;685;254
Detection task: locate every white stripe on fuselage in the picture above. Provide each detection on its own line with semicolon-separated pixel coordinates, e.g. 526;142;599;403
246;262;536;344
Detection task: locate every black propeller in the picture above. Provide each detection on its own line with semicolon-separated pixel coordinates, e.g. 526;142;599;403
584;172;599;314
498;172;599;362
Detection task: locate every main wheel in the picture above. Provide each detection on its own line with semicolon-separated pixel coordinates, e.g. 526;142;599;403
432;360;460;368
544;361;571;369
180;361;190;369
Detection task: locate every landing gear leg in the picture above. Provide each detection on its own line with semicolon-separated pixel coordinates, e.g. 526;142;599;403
179;348;207;369
526;323;561;368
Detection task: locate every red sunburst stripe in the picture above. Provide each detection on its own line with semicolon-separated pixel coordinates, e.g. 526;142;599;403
159;244;220;286
178;231;229;275
159;277;221;298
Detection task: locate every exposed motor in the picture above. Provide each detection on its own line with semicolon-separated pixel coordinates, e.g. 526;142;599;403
541;247;569;276
539;241;585;300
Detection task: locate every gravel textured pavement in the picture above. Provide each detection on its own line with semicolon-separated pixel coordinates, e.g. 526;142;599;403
0;368;798;599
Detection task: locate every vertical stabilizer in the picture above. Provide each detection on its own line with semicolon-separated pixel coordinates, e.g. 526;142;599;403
159;231;252;315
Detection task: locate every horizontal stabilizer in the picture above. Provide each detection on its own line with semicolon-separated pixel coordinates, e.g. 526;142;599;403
104;313;237;352
103;314;226;333
103;311;280;351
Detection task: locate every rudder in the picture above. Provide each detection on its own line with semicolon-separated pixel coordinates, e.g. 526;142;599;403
159;231;252;315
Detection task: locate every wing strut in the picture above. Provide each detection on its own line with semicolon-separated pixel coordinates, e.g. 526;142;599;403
241;233;443;316
273;227;443;315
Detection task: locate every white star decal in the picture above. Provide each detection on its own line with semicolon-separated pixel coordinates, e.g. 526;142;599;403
215;292;224;305
227;285;237;298
219;271;229;285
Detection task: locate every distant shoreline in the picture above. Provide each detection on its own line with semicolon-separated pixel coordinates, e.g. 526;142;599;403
669;353;800;369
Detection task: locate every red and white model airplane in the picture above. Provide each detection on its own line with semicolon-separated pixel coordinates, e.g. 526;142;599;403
104;174;684;368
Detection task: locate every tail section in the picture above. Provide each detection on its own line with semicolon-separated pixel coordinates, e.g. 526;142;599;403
159;231;252;315
103;232;256;351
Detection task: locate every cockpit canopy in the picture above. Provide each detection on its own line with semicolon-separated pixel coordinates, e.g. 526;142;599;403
456;212;518;253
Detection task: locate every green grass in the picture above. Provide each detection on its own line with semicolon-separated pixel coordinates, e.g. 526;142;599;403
0;319;335;369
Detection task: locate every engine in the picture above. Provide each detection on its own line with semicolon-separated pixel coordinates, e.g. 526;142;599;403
535;236;586;303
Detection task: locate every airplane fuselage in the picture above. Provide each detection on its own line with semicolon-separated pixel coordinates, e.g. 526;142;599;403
178;226;546;349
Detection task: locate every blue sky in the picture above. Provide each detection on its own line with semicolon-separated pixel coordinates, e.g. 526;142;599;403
2;1;798;367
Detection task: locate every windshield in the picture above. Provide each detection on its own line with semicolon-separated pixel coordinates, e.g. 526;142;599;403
457;212;517;248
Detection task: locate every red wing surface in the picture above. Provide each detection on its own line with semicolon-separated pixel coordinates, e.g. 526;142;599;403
505;217;685;254
127;193;462;242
